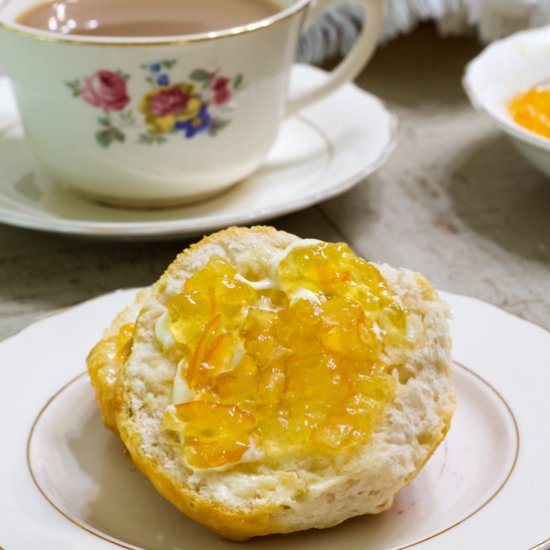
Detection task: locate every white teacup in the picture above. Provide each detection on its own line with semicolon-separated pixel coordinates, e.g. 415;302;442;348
0;0;383;207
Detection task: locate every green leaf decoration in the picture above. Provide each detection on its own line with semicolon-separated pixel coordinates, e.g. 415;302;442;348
119;110;136;124
112;128;125;142
116;70;130;81
96;128;125;147
97;116;110;127
96;129;113;148
138;132;167;145
233;74;243;89
209;118;231;136
146;76;154;85
140;63;148;69
65;79;81;97
189;69;211;81
162;60;177;69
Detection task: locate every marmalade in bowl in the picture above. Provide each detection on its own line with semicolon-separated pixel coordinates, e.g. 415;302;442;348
508;85;550;139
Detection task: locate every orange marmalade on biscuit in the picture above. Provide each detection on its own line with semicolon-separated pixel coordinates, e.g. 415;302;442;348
159;240;411;469
508;85;550;139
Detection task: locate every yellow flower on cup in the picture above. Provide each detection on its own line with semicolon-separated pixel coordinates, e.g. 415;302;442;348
138;83;202;134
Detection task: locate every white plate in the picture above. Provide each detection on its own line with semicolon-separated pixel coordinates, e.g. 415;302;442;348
0;65;395;239
1;290;549;549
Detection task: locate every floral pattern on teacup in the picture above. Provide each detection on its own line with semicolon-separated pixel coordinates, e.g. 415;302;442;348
65;61;243;148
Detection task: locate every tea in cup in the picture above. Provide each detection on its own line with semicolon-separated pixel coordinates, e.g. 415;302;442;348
0;0;383;207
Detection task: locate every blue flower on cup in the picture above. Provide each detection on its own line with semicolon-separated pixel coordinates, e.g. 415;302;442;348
157;74;170;86
149;62;162;73
175;106;211;138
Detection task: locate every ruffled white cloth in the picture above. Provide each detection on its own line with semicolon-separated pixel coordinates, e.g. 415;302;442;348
298;0;550;63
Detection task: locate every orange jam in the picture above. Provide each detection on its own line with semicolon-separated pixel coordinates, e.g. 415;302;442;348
161;242;409;469
508;86;550;138
88;322;135;381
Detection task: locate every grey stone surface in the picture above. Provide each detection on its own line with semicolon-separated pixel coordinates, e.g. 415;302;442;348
0;25;548;341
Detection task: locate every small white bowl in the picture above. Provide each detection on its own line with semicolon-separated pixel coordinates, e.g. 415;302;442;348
463;25;550;177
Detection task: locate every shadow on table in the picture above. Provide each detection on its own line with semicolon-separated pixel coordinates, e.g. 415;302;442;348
448;134;550;264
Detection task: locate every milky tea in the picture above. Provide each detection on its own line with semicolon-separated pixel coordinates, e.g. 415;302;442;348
16;0;282;37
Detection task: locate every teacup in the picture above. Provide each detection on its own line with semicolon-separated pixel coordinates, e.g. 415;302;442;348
0;0;383;207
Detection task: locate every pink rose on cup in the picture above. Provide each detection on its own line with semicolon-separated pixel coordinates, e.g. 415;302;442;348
211;76;232;106
212;76;230;91
80;70;130;112
138;83;202;134
213;88;231;106
150;87;193;116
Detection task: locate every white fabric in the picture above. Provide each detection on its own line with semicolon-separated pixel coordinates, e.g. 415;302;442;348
297;0;550;64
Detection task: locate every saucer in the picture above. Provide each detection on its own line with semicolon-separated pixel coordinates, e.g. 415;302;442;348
1;290;549;548
0;65;396;239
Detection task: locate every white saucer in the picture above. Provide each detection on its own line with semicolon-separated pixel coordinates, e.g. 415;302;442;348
0;65;396;239
1;290;549;549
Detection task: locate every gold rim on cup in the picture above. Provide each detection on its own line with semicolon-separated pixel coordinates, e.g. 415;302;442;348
0;0;310;47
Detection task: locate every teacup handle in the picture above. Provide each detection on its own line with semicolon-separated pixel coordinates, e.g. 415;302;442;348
285;0;384;117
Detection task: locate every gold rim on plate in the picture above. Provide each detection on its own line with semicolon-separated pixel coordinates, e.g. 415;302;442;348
26;361;520;549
